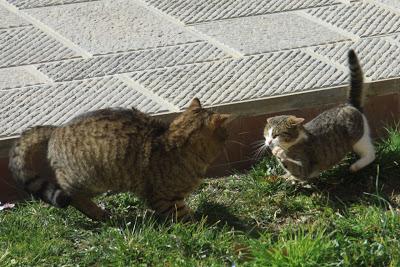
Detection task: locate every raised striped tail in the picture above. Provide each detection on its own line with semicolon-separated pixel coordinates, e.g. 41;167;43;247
348;49;364;112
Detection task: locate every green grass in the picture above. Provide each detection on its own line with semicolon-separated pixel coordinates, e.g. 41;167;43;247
1;127;399;266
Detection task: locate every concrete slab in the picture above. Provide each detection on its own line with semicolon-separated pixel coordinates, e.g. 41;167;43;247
129;50;347;109
37;42;231;82
0;66;47;89
377;0;400;10
0;5;29;28
0;26;79;68
306;2;400;37
26;0;201;55
0;77;165;136
144;0;341;24
311;37;400;80
6;0;99;9
191;12;349;55
391;33;400;43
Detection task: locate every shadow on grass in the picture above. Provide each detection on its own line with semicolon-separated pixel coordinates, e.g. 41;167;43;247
309;151;400;210
87;201;264;239
194;202;262;238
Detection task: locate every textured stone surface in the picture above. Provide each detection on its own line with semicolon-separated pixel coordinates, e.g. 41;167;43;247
376;0;400;10
312;38;400;80
0;0;400;140
0;6;29;29
6;0;99;9
0;27;79;68
307;2;400;37
129;50;347;108
38;42;230;81
0;67;47;89
0;77;164;136
26;0;201;55
192;13;349;55
145;0;341;24
391;33;400;43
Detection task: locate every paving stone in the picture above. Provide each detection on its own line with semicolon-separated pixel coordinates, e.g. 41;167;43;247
311;38;400;80
145;0;340;24
390;33;400;43
0;26;79;68
376;0;400;10
6;0;99;9
0;77;165;137
192;12;349;55
0;67;47;89
306;2;400;37
26;0;201;55
38;42;230;82
129;50;347;109
0;6;29;29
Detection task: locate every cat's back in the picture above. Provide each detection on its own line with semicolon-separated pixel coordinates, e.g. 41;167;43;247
304;104;363;143
47;108;167;193
298;104;364;170
55;107;166;140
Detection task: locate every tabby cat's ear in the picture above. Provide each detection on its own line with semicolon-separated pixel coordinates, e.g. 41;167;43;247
211;114;231;128
289;116;305;125
188;98;202;109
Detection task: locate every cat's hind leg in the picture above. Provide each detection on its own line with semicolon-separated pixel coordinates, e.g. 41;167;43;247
150;197;193;222
350;116;375;172
70;194;110;221
54;170;110;221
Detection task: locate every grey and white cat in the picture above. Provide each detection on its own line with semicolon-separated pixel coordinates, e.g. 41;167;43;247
264;50;375;181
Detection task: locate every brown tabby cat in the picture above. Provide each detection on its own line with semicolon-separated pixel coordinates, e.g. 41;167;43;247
264;50;375;182
9;98;231;221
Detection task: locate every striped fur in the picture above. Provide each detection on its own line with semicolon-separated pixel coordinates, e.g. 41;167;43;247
264;50;375;181
348;49;364;112
10;99;230;221
9;126;71;208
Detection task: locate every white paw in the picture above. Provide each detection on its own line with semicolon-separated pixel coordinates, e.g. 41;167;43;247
349;164;359;173
272;147;284;158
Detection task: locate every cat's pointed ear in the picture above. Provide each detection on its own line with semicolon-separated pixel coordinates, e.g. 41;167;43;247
211;114;231;128
188;98;201;109
289;116;305;125
267;117;273;124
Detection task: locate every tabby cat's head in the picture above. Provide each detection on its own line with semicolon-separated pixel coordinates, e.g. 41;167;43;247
264;115;305;149
167;98;231;151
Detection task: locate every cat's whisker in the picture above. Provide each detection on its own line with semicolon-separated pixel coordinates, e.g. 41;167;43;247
251;139;266;147
226;139;246;147
222;147;230;163
252;145;267;160
254;144;269;160
252;142;266;151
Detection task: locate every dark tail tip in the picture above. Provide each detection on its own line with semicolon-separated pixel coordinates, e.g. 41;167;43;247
29;179;71;208
348;49;357;63
53;191;71;208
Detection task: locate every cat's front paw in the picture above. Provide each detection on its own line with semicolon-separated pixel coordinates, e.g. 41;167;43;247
272;146;285;158
349;163;359;173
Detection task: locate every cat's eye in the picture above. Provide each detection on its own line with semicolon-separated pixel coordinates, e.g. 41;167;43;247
272;134;278;138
